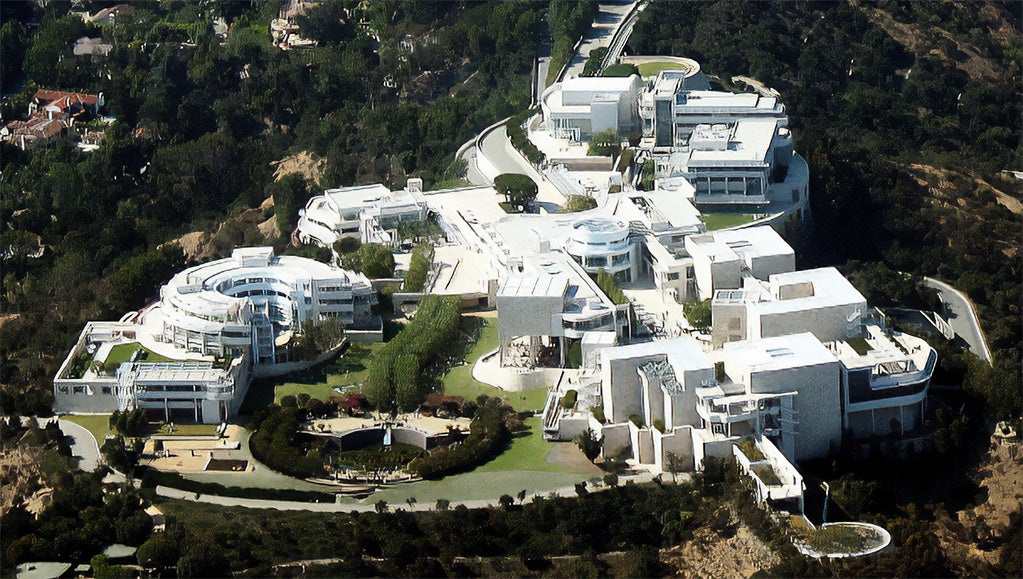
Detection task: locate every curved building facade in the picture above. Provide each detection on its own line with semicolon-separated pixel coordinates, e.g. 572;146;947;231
565;218;640;283
154;247;376;364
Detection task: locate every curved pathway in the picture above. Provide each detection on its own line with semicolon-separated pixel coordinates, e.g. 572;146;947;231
922;277;992;363
156;470;661;512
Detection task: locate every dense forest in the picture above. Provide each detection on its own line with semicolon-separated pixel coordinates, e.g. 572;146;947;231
0;0;542;415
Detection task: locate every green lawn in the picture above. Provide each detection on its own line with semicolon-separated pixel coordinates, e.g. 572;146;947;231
440;317;550;413
242;341;389;408
638;61;692;78
159;423;219;436
64;414;113;443
701;212;757;231
103;342;174;372
474;418;588;474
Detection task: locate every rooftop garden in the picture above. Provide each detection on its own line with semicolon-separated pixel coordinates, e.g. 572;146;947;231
102;342;174;373
846;336;874;356
637;60;692;77
700;212;757;231
752;463;782;486
737;438;765;461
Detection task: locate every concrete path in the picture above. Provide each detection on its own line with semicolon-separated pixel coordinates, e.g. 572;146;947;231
477;124;566;205
156;471;662;512
561;1;639;81
52;418;102;472
922;277;993;363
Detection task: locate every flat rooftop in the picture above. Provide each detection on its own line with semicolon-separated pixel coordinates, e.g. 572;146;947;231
687;119;778;165
832;324;933;373
688;225;793;263
723;332;837;373
676;90;781;112
602;336;712;373
498;274;569;298
744;267;867;316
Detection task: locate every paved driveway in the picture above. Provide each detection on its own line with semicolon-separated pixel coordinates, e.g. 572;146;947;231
923;277;992;363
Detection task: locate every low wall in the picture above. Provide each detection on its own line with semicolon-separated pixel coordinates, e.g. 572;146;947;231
328;426;449;452
252;340;346;379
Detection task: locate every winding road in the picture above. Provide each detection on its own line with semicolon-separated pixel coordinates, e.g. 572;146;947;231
922;277;993;363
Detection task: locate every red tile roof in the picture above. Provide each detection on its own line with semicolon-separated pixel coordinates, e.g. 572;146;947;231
34;89;99;108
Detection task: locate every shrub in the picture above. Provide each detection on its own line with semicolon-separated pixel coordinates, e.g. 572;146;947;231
653;419;665;433
560;194;597;213
684;299;712;332
408;396;515;478
403;243;434;292
639;160;655;191
616;149;635;174
506;109;545;165
591;406;606;423
561;389;578;409
628;414;644;427
587;130;621;157
342;242;395;279
596;269;628;304
247;405;326;479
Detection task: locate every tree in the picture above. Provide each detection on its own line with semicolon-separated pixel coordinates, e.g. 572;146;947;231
342;243;396;278
176;541;230;578
375;500;389;513
393;353;423;412
1;20;28;91
269;174;313;237
665;451;686;483
576;428;603;462
107;245;187;314
560;194;597;213
494;173;538;211
683;299;712;332
136;533;180;571
499;494;515;510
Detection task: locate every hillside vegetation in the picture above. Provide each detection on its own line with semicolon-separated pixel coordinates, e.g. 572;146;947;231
0;0;541;415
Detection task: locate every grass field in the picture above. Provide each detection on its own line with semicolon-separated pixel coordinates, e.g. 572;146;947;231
159;423;219;436
474;418;581;473
244;316;549;413
701;212;757;231
103;342;173;372
638;61;690;77
241;341;389;409
64;414;113;442
440;318;549;413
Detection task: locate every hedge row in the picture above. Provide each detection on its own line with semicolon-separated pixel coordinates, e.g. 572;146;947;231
506;109;545;166
407;397;514;479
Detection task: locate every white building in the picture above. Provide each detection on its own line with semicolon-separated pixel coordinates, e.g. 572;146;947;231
496;252;628;368
54;248;377;423
154;247;376;364
296;178;428;247
685;226;795;301
655;119;808;210
828;320;936;440
712;267;868;347
541;75;644;141
564;217;641;283
714;333;843;460
670;90;787;140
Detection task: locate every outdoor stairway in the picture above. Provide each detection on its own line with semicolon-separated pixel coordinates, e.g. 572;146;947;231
541;390;563;439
